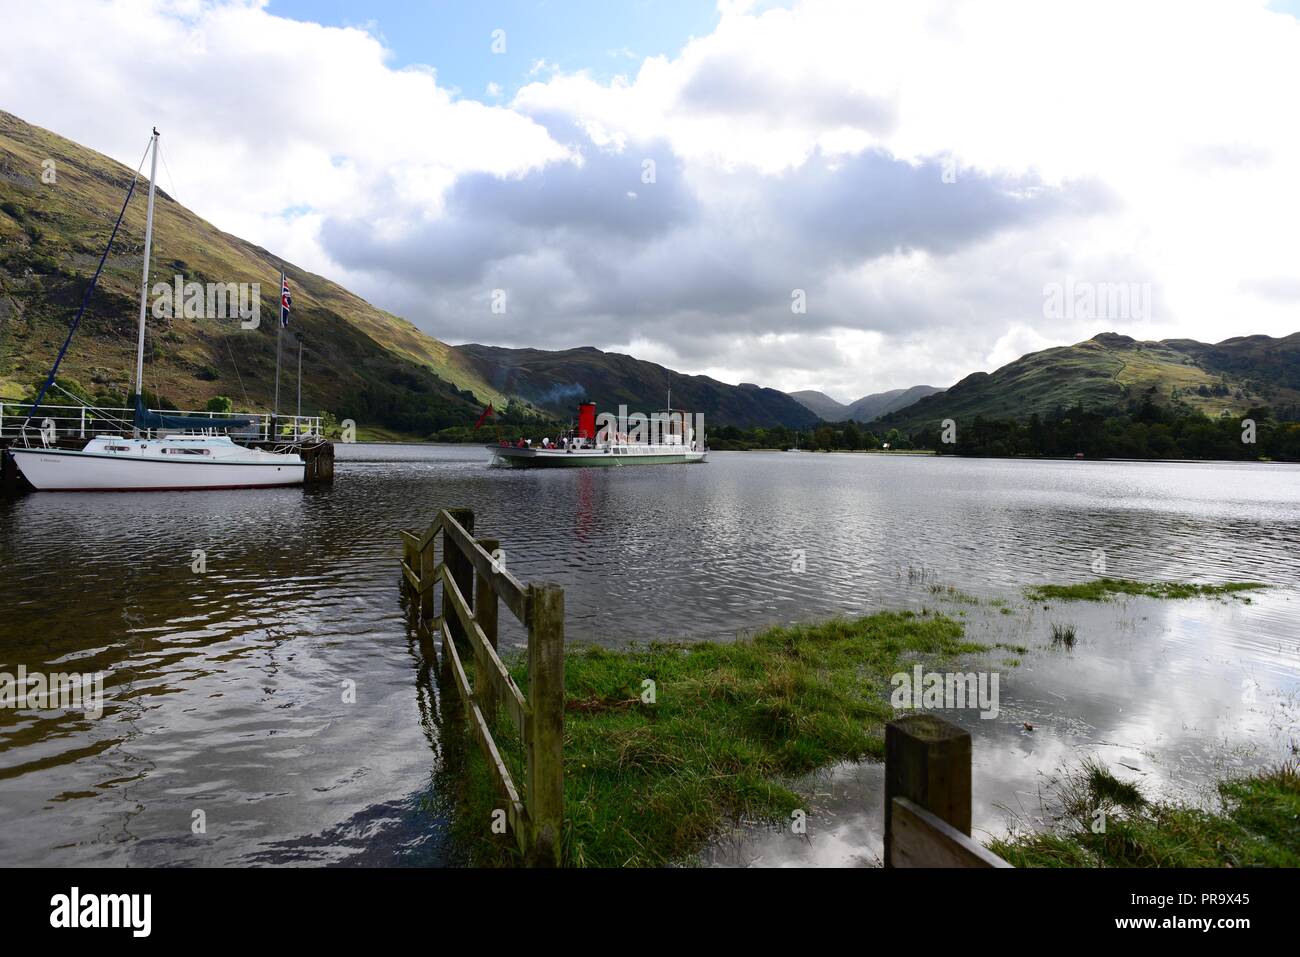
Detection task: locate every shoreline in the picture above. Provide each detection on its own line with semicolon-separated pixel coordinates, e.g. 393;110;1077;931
441;578;1285;867
334;439;1293;466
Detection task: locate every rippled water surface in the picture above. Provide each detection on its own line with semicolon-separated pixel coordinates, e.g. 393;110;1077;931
1;446;1297;866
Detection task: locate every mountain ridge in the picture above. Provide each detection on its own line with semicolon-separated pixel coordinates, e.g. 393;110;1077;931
0;110;819;432
873;332;1300;433
455;343;819;429
788;384;945;422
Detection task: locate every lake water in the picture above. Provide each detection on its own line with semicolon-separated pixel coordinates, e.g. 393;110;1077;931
1;445;1297;866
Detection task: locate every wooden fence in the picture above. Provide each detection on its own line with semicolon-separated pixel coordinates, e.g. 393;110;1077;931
401;517;1001;869
401;507;564;867
883;714;1012;868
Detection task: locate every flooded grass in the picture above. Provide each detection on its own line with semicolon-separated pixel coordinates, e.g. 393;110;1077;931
927;583;983;605
1050;622;1078;648
1025;578;1267;603
991;761;1300;868
451;610;987;867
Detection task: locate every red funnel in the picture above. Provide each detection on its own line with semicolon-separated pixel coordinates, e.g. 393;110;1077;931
577;402;597;439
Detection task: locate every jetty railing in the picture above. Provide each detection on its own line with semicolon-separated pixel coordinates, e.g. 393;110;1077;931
0;398;322;443
883;714;1012;868
401;507;564;866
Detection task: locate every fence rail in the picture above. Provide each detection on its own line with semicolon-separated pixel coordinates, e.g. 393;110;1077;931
401;507;564;866
0;398;322;443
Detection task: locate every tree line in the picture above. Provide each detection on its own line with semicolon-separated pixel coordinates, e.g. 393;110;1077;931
708;397;1300;461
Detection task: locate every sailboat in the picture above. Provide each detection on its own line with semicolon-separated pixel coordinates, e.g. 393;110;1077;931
8;129;306;492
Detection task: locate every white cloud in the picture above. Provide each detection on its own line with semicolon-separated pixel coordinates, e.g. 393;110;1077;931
2;0;1299;402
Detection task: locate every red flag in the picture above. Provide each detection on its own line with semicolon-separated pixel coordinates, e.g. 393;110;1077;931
474;403;496;430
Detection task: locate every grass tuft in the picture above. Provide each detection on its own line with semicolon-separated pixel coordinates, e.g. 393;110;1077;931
1050;622;1077;648
991;761;1299;868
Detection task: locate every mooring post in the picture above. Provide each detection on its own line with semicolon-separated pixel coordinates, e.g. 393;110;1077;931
526;583;565;867
474;537;501;718
442;508;475;644
883;714;972;867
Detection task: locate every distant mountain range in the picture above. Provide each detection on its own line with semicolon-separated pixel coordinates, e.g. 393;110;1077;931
0;111;816;433
873;332;1300;432
457;344;818;429
5;112;1297;440
789;385;945;423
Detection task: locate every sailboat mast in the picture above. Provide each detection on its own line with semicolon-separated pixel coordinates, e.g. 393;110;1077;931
133;129;159;407
274;269;284;421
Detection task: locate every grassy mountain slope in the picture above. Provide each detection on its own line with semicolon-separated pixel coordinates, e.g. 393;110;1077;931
876;332;1300;432
846;385;945;422
0;110;504;432
455;343;820;429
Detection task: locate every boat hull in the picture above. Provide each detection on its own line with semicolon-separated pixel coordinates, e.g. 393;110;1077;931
488;446;706;468
8;447;305;491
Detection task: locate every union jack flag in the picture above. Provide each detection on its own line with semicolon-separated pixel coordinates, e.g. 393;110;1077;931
279;272;292;328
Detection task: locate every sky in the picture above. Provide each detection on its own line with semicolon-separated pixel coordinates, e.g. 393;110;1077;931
2;0;1299;403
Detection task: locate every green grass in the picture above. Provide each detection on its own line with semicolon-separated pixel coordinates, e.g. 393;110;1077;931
1025;578;1266;603
450;611;987;867
991;762;1300;868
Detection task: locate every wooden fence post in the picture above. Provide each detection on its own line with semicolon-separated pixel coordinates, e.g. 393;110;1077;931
418;523;437;621
474;537;501;719
441;508;474;644
884;714;971;867
526;583;564;867
402;535;415;592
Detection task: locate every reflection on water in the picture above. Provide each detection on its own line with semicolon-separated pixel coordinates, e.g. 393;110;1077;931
701;589;1300;867
1;446;1297;866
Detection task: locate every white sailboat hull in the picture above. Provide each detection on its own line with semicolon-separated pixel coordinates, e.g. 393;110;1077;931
9;443;304;492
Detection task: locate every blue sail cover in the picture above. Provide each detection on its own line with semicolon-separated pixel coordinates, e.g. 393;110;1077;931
133;395;257;432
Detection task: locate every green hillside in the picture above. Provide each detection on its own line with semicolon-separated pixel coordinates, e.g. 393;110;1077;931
875;332;1300;432
0;110;506;434
455;343;820;429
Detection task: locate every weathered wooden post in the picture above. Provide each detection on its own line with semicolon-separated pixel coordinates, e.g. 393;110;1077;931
418;521;438;621
474;536;501;718
441;508;474;643
526;583;565;867
884;714;971;867
402;533;416;593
